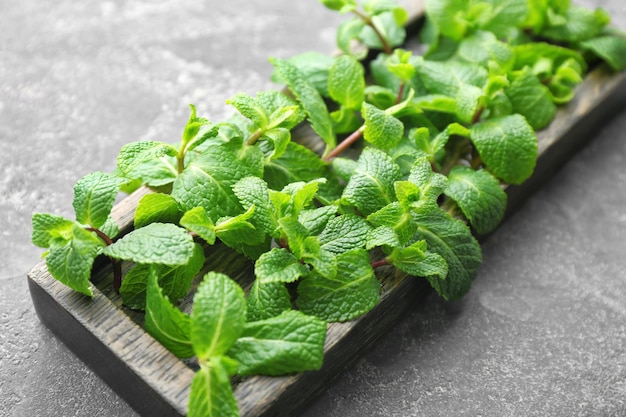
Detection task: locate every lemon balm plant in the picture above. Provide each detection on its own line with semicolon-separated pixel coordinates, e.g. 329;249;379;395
31;0;626;415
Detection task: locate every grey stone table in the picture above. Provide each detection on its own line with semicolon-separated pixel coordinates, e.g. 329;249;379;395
1;1;625;416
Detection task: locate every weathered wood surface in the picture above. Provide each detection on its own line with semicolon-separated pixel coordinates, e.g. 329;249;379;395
27;3;626;416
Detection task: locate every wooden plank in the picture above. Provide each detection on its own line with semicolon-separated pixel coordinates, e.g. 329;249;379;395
27;5;626;417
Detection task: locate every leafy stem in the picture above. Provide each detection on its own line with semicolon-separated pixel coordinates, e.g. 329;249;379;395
353;9;392;54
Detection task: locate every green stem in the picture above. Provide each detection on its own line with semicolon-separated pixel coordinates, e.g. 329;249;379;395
177;148;186;174
323;126;364;161
247;129;263;146
353;9;392;55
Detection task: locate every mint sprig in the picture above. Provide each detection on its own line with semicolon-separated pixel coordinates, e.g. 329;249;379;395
30;0;626;414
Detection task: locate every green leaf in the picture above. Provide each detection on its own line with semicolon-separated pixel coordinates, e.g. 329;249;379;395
271;52;336;97
505;68;557;130
120;243;205;310
144;267;194;358
580;34;626;71
180;206;216;245
456;31;514;70
255;248;309;284
72;172;122;229
215;206;265;246
541;6;610;43
103;222;194;266
263;142;326;191
337;18;368;59
116;141;178;187
172;139;263;221
258;91;306;129
478;0;529;38
188;360;239;417
297;249;379;322
228;310;326;376
318;214;371;255
387;48;416;82
342;148;402;216
320;0;357;12
328;55;365;110
387;240;448;279
247;280;292;322
366;225;401;249
233;176;279;238
270;57;336;151
411;206;482;300
31;213;75;248
469;114;538;185
227;93;270;130
359;11;407;50
191;272;247;360
424;0;469;40
444;166;507;235
134;193;182;229
362;102;404;150
366;202;417;246
45;224;105;297
408;157;449;203
298;206;338;235
181;104;213;152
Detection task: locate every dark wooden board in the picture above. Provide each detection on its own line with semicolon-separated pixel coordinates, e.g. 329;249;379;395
27;5;626;416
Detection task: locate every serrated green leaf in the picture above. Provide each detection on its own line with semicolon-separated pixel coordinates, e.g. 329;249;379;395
469;114;538;185
180;206;216;245
505;68;557;130
342;148;402;216
456;31;514;70
120;243;205;310
31;213;75;248
411;206;482;300
271;52;336;97
337;18;368;59
366;225;401;249
228;310;326;376
366;202;417;246
580;34;626;71
362;102;404;150
72;172;122;229
408;157;449;203
320;0;357;12
247;280;292;322
541;6;610;43
255;248;309;284
278;216;310;260
188;360;239;417
298;206;338;235
116;141;178;187
270;57;336;151
424;0;469;40
258;91;306;129
387;240;448;279
297;249;379;322
478;0;529;38
359;11;407;50
144;267;194;358
191;272;247;360
103;222;194;266
215;206;265;246
45;224;105;297
263;142;326;190
172;139;263;221
444;166;507;235
279;178;326;218
328;55;366;111
181;104;213;152
233;176;279;238
512;42;586;74
227;93;270;130
318;214;371;255
134;193;182;229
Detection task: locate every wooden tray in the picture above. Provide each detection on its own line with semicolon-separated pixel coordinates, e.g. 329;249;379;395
27;5;626;416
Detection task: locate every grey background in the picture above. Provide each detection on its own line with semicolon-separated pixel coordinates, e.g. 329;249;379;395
1;1;625;416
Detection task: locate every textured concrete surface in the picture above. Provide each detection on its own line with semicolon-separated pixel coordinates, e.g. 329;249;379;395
1;1;625;416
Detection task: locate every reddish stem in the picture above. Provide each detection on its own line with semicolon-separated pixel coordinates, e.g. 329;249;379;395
371;258;389;269
323;128;364;162
86;227;122;292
